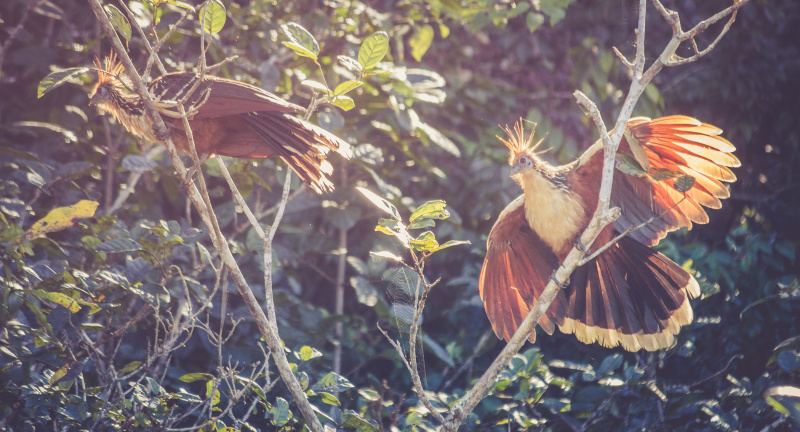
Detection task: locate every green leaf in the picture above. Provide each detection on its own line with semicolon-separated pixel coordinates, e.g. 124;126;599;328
624;129;649;172
172;389;202;403
411;231;439;252
357;187;400;220
200;0;226;34
410;200;449;223
330;95;355;111
165;0;194;10
764;386;800;421
281;23;320;60
342;410;380;432
96;238;143;253
407;218;436;230
421;333;455;367
38;67;89;99
270;397;292;426
673;174;696;193
358;31;390;70
370;250;403;262
597;353;623;375
104;5;131;41
431;239;471;252
410;25;434;62
120;361;142;374
350;276;380;306
417;122;461;156
338;55;364;74
526;12;545;33
313;372;354;392
29;289;81;313
318;391;341;406
179;373;215;383
300;79;330;94
297;345;322;362
615;154;647;178
333;80;363;97
205;381;220;406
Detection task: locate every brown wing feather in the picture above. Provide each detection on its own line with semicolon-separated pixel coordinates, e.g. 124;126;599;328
479;197;568;342
148;73;302;118
598;115;739;246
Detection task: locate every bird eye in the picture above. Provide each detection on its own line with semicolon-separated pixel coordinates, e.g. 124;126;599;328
99;87;107;95
518;157;528;165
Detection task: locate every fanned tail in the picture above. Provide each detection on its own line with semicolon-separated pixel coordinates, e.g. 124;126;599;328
560;237;699;351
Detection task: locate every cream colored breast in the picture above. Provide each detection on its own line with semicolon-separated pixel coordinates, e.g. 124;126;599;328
520;171;585;253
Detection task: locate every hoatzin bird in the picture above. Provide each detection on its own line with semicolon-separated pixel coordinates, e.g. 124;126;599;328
479;116;740;351
88;53;351;193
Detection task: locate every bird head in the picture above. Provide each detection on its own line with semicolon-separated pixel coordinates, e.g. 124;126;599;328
88;52;126;113
498;119;547;179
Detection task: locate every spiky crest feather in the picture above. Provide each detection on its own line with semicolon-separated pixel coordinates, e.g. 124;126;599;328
497;119;546;166
92;51;126;93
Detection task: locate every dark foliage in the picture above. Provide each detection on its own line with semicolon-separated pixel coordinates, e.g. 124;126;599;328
1;0;798;430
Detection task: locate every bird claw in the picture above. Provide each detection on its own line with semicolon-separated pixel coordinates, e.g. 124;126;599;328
153;123;173;142
574;238;588;253
550;270;569;290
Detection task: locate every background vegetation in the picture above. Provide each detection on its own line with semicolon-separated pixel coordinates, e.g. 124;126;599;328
1;0;799;430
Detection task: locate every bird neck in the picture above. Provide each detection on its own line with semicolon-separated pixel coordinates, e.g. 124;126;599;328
519;166;585;255
102;88;158;141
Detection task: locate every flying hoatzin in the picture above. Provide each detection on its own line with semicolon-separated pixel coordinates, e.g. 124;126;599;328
479;116;740;351
88;53;351;193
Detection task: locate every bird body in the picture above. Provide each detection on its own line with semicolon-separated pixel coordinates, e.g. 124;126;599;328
480;116;740;351
89;54;351;193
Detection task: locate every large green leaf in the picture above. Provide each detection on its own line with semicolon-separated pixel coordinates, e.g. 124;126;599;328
200;0;226;34
358;31;390;70
410;25;434;62
282;23;320;60
104;4;131;41
38;67;89;99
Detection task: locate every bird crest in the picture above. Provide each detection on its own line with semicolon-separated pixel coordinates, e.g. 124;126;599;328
497;119;546;165
93;51;126;90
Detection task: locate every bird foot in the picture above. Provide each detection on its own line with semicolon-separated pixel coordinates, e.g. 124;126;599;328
550;270;569;290
180;165;199;191
574;238;588;254
153;122;174;142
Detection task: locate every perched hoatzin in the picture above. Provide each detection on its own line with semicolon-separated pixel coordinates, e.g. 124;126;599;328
479;116;740;351
88;53;351;193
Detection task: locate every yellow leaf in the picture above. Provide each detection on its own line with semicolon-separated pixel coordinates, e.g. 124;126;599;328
16;200;99;245
30;289;82;313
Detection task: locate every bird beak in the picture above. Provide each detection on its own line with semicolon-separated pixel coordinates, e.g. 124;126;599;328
509;164;523;177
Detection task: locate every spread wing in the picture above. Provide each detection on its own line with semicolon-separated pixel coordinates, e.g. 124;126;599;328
576;115;740;247
478;196;568;342
148;73;302;119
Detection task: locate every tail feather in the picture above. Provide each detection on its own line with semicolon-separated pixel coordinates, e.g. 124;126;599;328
560;237;695;351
